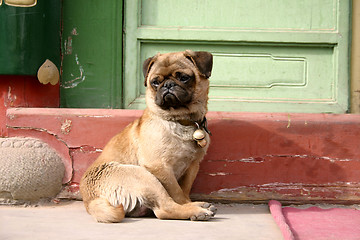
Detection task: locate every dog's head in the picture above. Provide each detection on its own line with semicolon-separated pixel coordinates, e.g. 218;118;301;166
143;50;213;120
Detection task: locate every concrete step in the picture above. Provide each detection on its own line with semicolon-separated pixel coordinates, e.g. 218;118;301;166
0;201;283;240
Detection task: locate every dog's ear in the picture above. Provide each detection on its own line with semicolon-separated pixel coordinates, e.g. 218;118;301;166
143;55;158;86
143;57;153;87
184;50;213;78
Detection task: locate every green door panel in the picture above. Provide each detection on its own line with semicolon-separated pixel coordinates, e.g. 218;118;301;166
0;1;60;75
60;0;122;108
130;43;336;113
141;0;336;30
124;0;351;113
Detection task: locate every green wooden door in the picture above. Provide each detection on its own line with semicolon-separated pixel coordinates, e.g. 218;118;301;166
61;0;123;108
0;1;60;75
123;0;351;113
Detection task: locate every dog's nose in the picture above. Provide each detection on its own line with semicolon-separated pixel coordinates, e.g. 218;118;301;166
163;81;176;89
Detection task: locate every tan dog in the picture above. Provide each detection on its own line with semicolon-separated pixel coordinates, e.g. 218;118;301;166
80;50;216;223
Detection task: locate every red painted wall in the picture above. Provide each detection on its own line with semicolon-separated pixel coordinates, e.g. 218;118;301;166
0;75;59;136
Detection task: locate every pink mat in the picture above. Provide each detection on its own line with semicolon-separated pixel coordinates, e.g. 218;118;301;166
269;200;360;240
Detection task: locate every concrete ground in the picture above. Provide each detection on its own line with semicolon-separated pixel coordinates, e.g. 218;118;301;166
0;201;283;240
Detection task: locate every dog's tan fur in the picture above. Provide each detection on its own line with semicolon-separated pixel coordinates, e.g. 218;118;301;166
80;50;216;223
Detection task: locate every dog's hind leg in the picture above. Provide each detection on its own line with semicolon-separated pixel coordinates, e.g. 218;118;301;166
82;162;216;222
107;164;216;221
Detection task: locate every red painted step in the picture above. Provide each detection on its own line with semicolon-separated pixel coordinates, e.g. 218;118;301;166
6;108;360;203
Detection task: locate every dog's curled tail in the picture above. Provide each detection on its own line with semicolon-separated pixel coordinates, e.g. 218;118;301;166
87;198;125;223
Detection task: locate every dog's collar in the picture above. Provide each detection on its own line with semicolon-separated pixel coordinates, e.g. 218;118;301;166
177;117;212;136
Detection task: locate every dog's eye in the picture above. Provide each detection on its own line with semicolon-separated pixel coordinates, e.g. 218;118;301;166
151;78;160;88
179;74;191;83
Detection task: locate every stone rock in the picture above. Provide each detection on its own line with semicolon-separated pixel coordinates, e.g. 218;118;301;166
0;137;65;204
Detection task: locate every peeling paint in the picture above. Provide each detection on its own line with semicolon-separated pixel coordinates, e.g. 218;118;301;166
208;172;230;176
71;145;102;153
287;114;291;128
71;28;78;36
60;119;72;135
76;115;112;118
62;54;86;89
56;183;81;200
63;28;78;55
207;157;265;163
209;154;355;164
194;182;360;204
7;114;15;121
64;36;72;55
262;154;354;162
6;87;17;107
238;157;265;163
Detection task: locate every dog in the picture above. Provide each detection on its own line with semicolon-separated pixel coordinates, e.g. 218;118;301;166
80;50;216;223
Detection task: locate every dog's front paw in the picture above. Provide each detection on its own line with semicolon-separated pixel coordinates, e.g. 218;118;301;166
188;202;217;221
191;202;217;217
190;208;214;221
201;202;217;216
